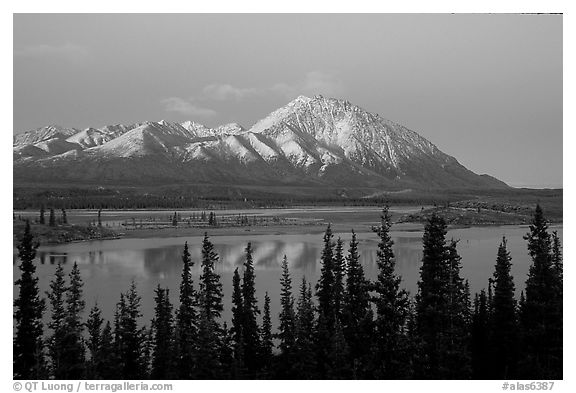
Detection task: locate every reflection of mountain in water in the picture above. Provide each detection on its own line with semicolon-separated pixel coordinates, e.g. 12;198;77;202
141;241;319;279
21;236;420;284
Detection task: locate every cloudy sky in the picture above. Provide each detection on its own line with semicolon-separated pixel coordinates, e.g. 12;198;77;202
13;14;562;188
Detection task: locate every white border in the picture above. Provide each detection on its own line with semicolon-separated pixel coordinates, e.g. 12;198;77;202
2;2;572;392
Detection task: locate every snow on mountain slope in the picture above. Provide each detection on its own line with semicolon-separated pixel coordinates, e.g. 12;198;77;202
34;137;81;155
13;96;508;189
67;128;112;148
13;125;79;146
90;122;193;157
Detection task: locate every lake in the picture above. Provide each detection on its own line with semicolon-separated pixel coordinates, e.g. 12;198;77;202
12;224;563;329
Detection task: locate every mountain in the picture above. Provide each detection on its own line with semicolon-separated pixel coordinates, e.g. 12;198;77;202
13;95;508;190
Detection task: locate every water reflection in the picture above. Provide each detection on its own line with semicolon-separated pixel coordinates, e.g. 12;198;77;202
12;226;562;325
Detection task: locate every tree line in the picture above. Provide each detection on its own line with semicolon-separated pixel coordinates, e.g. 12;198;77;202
13;205;562;379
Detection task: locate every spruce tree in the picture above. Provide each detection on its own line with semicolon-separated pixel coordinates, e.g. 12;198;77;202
332;238;346;321
294;277;316;378
113;294;125;378
219;322;235;378
97;321;116;379
371;206;411;378
196;233;224;379
551;231;563;282
62;262;86;378
471;290;491;379
151;286;174;379
521;205;562;378
199;233;224;321
327;318;350;379
175;242;197;378
231;267;245;376
277;255;296;375
196;301;222;378
550;230;563;376
46;262;67;379
415;213;450;379
443;239;471;378
14;221;46;379
117;281;145;379
142;327;154;378
85;303;103;379
342;230;373;377
316;224;335;333
260;292;273;374
490;237;519;378
241;242;261;375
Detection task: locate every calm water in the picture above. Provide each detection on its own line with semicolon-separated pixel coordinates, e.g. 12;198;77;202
12;225;562;328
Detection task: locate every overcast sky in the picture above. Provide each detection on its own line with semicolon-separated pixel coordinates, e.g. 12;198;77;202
13;14;562;188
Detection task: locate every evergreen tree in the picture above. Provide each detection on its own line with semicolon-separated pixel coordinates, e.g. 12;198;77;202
327;318;350;379
443;239;471;378
117;281;145;379
196;233;224;379
260;292;273;375
113;294;125;377
294;277;316;378
277;256;296;376
97;321;116;379
175;242;197;378
551;231;562;282
521;205;562;378
39;205;45;225
241;242;261;375
140;326;153;379
61;262;86;378
316;224;335;333
371;206;411;378
415;213;450;379
314;224;336;377
85;303;103;379
550;230;563;376
342;230;373;377
61;209;68;225
471;290;491;379
14;221;46;379
199;233;224;321
46;262;67;378
231;267;245;377
332;238;346;321
490;237;519;378
196;301;222;378
49;208;56;227
219;322;235;379
151;286;174;379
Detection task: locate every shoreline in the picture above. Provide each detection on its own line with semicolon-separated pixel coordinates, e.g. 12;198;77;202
13;204;562;247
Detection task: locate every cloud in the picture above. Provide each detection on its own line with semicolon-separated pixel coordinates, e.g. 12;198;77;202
201;71;343;101
162;71;343;118
14;43;90;61
203;84;259;101
161;97;217;117
300;71;342;96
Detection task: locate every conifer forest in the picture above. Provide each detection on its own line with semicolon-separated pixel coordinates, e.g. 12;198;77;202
13;205;563;380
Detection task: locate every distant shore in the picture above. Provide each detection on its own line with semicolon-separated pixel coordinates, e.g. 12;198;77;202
13;202;563;246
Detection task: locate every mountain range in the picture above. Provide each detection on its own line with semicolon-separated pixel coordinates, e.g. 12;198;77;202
13;95;507;191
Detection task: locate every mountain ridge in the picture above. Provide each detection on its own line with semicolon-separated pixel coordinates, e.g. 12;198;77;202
13;95;508;191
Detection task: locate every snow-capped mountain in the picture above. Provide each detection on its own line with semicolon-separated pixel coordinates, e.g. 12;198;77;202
13;95;507;189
